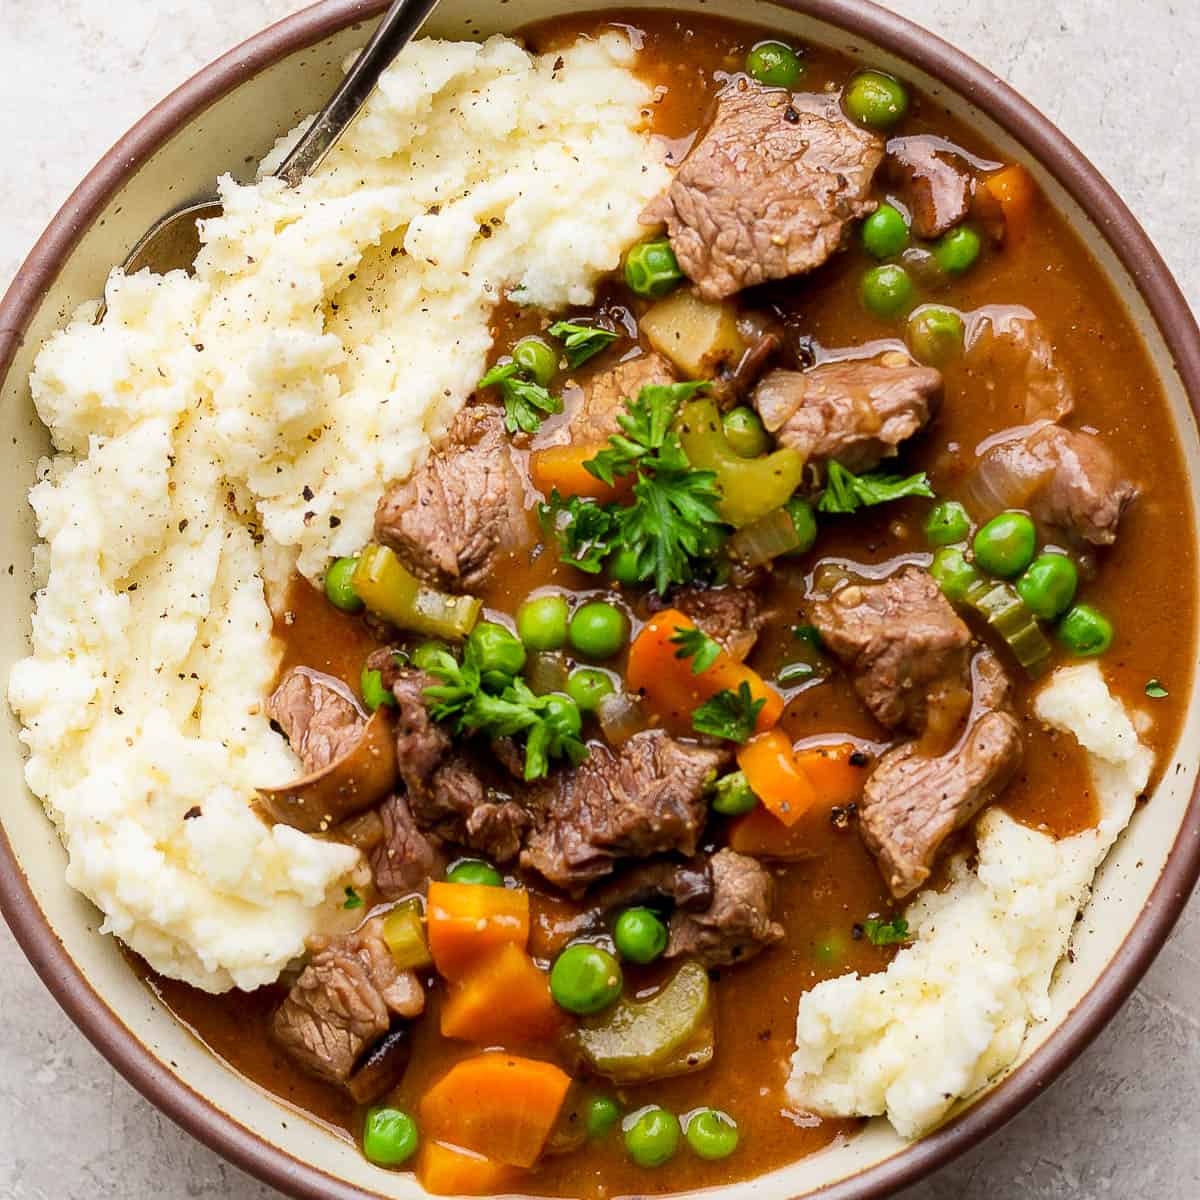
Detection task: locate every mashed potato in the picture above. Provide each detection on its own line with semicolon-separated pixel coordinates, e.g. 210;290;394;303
786;663;1152;1138
9;34;668;991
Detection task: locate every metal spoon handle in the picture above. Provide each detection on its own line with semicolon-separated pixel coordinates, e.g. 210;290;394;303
275;0;440;187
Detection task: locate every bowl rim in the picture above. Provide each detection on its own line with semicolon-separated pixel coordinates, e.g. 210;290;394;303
1;1;1198;1197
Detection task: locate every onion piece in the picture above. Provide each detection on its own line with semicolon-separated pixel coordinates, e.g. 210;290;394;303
597;691;648;747
727;506;801;567
526;651;569;696
962;436;1054;520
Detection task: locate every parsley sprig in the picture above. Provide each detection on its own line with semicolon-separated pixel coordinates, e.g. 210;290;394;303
861;916;911;946
818;461;934;514
670;625;721;675
547;320;619;369
540;382;725;595
422;644;588;781
692;682;764;743
477;360;563;435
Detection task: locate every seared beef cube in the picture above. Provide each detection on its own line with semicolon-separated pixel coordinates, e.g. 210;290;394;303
374;404;531;592
754;356;941;474
643;85;884;300
885;136;974;239
521;731;723;891
369;794;445;898
666;848;783;966
810;566;970;734
267;667;364;774
388;669;453;794
672;585;765;663
568;352;675;445
272;917;425;1086
859;651;1023;898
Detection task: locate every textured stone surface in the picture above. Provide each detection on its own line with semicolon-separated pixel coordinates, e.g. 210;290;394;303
1;1;1197;1197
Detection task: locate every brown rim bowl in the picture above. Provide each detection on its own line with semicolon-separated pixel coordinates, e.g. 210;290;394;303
1;1;1198;1198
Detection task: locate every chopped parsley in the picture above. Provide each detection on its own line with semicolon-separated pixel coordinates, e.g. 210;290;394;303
540;381;725;595
670;625;721;675
692;682;764;743
861;916;911;946
548;320;619;368
343;886;364;911
421;643;588;781
477;360;563;434
817;461;934;515
1145;678;1169;699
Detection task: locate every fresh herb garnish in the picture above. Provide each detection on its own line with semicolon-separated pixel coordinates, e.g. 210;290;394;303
477;360;563;434
343;886;364;910
692;682;765;743
548;320;619;369
670;625;721;675
421;643;588;781
817;462;934;515
541;381;725;594
1145;678;1169;698
862;916;910;946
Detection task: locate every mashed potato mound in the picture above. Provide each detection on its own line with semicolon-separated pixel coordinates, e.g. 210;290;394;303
786;663;1152;1139
9;34;668;991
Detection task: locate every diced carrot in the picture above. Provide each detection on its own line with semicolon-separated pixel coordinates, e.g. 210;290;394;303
529;444;633;503
419;1053;573;1168
440;943;560;1044
792;743;868;808
985;163;1037;242
417;1141;522;1196
426;882;530;982
626;609;783;736
736;729;817;827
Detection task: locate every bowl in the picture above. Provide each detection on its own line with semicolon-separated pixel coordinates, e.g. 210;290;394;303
1;1;1198;1197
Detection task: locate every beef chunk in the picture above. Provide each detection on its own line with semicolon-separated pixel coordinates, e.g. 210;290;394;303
568;352;675;445
859;651;1023;898
965;310;1074;422
810;566;971;734
374;403;531;592
666;848;784;966
521;731;723;891
754;355;942;473
673;585;765;663
643;84;884;300
369;794;445;898
387;669;453;794
885;136;974;239
268;667;363;774
272;917;425;1086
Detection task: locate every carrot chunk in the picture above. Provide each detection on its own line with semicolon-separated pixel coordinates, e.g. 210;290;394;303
529;444;633;503
440;943;560;1044
417;1141;522;1196
426;882;530;982
736;729;817;826
985;163;1037;242
419;1053;572;1168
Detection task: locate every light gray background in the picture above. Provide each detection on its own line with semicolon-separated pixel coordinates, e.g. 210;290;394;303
1;1;1197;1197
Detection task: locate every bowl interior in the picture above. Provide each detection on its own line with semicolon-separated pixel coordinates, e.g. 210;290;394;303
1;2;1198;1198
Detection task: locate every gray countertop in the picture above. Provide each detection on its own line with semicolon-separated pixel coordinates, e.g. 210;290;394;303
1;1;1197;1197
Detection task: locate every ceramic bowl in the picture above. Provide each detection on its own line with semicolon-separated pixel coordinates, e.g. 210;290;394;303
1;2;1198;1197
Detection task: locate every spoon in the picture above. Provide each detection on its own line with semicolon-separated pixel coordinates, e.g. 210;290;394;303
112;0;440;282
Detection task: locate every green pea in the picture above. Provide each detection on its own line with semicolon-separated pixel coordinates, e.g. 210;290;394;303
861;263;915;319
517;594;570;652
324;556;363;613
569;600;629;660
844;70;910;130
613;907;668;965
722;406;771;458
585;1095;622;1139
513;336;558;387
685;1109;739;1160
624;1106;681;1168
411;640;450;673
1017;553;1078;620
468;621;526;679
745;40;805;88
973;511;1037;578
711;770;758;816
625;238;685;298
924;500;971;547
446;858;504;887
360;666;396;712
862;204;910;259
567;666;617;713
362;1107;419;1167
785;496;818;556
934;226;982;275
542;692;583;739
1058;604;1114;656
609;545;642;586
550;943;623;1015
908;305;965;366
930;546;982;602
